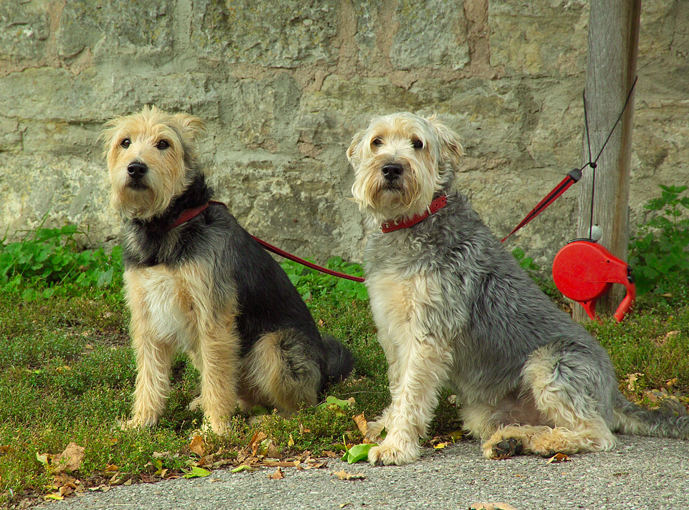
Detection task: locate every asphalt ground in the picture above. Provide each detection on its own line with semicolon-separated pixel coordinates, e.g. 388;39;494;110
39;435;688;510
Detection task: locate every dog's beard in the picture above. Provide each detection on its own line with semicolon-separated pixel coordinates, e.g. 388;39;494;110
110;169;179;221
111;185;159;220
353;168;431;223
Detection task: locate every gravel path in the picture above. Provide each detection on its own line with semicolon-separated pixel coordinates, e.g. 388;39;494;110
40;436;688;510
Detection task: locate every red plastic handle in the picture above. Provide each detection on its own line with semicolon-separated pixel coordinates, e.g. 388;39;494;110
552;240;636;322
613;280;636;322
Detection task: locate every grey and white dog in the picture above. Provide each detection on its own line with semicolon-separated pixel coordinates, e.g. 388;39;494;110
347;112;689;465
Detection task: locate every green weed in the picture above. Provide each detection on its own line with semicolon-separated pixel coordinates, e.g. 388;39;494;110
280;256;368;302
629;184;689;297
0;224;122;301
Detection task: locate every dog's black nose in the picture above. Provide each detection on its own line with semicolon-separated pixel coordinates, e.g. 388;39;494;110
382;163;403;181
127;161;148;179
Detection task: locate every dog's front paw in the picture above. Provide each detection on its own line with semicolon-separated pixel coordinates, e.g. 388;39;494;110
188;396;203;412
482;437;523;459
368;438;420;466
119;418;139;431
201;415;230;436
119;413;156;431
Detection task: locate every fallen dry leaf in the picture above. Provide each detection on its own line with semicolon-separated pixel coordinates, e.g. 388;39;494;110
332;470;366;481
352;413;368;437
433;442;449;450
469;503;518;510
196;455;213;467
189;435;206;457
625;372;644;392
546;452;571;464
57;443;85;473
268;467;285;480
52;473;80;494
654;330;680;346
263;460;300;469
39;443;85;475
304;460;327;470
249;431;268;456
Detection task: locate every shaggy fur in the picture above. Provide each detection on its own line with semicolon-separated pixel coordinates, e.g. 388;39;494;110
347;112;689;465
103;106;353;435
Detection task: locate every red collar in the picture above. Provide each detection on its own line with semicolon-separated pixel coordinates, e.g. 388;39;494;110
168;202;212;230
381;194;448;233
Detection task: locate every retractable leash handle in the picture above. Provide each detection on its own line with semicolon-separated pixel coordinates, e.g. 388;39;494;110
551;240;636;322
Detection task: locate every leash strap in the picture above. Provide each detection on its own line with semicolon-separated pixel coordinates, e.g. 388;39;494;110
249;235;366;283
501;168;582;243
170;201;365;283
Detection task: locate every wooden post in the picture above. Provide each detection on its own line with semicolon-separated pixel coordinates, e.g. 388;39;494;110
574;0;641;322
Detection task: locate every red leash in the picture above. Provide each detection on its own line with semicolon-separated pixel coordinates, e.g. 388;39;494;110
249;235;365;283
501;168;582;243
170;201;365;283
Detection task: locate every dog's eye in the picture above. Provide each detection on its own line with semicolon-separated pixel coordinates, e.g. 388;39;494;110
120;138;131;149
156;139;170;150
372;137;383;147
412;138;424;150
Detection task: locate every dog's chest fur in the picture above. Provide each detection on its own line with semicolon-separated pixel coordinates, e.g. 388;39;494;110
364;229;473;354
124;262;234;352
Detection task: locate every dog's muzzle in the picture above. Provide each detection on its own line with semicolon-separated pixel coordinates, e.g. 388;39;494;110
382;163;403;182
126;161;148;189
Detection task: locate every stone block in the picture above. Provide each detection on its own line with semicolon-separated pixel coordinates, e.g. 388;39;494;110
489;1;588;76
0;3;50;63
190;0;338;67
391;0;469;70
0;116;21;152
57;0;174;60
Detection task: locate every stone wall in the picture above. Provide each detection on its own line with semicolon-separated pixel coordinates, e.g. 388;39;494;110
1;0;688;266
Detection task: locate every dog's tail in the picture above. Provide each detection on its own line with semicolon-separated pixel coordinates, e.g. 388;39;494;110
613;391;689;439
321;334;355;385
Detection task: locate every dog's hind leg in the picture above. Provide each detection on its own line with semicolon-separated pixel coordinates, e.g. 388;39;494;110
240;329;322;414
482;341;617;458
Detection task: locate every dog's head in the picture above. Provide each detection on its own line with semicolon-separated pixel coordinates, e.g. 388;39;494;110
347;112;463;223
101;106;205;220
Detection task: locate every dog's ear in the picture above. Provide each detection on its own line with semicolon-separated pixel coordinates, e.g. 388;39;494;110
99;117;125;157
426;115;463;166
172;113;206;142
346;129;365;166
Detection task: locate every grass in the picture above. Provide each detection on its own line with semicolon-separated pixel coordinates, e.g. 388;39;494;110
1;227;688;508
